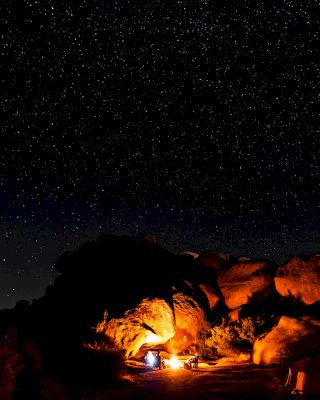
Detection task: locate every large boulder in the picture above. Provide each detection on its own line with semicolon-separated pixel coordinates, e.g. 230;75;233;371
97;292;207;357
253;316;320;365
198;251;230;270
165;292;206;354
96;298;175;357
217;261;275;309
275;255;320;305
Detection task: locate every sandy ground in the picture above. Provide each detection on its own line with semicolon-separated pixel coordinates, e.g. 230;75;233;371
81;362;283;400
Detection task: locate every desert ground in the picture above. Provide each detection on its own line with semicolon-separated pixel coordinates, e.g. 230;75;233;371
81;361;283;400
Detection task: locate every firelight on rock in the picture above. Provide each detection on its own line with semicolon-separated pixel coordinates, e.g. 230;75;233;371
145;333;161;344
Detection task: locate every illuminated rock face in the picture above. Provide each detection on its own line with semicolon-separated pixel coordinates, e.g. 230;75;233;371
275;255;320;305
96;298;175;357
217;261;275;309
165;293;206;354
253;316;320;365
97;293;207;357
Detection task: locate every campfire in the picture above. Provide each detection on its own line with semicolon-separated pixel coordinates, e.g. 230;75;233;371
143;351;184;369
164;356;183;369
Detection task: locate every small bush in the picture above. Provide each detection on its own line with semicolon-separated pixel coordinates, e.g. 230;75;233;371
81;339;126;385
200;316;273;358
196;324;217;358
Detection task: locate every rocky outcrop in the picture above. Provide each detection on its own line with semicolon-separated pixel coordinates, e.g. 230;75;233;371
253;316;320;365
228;307;242;322
217;261;275;309
37;235;219;361
4;232;320;397
96;298;175;357
96;292;207;357
166;292;206;354
198;251;230;270
275;255;320;305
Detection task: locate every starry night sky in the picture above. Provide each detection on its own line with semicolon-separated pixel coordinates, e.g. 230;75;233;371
1;0;320;308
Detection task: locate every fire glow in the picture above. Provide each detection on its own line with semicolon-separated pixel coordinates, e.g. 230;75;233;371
165;356;182;369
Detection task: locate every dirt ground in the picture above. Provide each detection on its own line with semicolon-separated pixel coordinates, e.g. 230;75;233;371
81;361;284;400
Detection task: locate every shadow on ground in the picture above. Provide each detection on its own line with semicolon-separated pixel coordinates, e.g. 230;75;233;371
81;362;283;400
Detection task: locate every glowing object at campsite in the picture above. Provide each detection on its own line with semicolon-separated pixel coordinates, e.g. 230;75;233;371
146;351;156;366
167;356;182;369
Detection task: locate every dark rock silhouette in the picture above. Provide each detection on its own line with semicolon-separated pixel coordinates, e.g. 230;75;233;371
1;235;217;389
198;250;231;271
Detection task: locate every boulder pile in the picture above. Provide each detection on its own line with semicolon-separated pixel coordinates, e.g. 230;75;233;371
1;234;320;398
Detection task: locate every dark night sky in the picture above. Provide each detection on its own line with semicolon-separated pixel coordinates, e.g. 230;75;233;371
1;0;320;309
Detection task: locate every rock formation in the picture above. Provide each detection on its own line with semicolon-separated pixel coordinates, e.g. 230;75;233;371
96;292;207;357
253;316;320;365
42;235;213;359
217;260;275;309
2;233;320;399
275;255;320;305
96;298;175;357
198;251;230;270
165;292;206;354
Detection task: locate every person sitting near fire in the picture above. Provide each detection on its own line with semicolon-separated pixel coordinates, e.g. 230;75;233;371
155;351;162;370
193;352;199;368
186;353;199;369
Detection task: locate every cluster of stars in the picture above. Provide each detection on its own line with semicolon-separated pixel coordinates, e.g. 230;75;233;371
1;0;320;308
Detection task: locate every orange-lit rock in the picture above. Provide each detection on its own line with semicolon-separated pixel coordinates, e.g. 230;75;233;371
275;255;320;305
198;283;220;310
253;316;320;365
217;261;275;309
198;251;230;270
96;298;175;357
165;292;206;354
96;293;207;357
228;307;242;321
